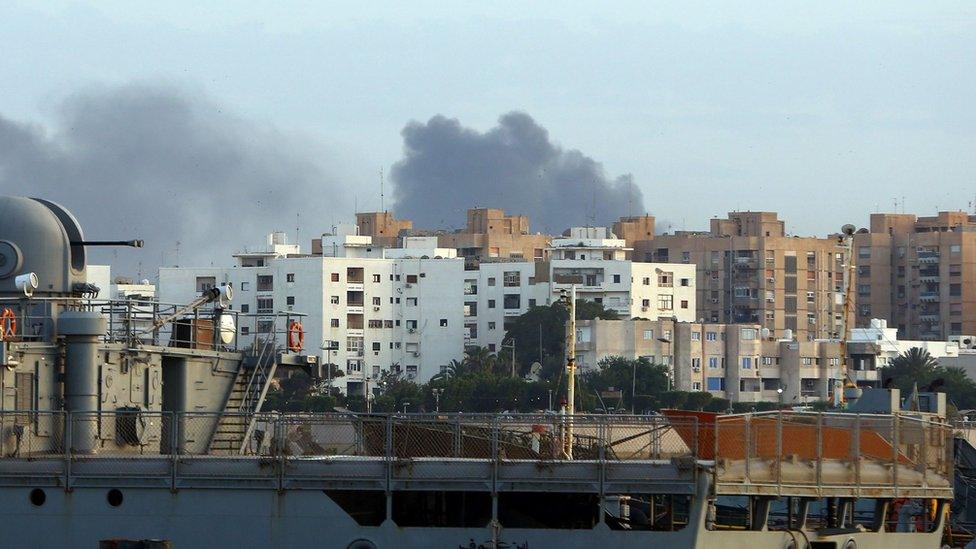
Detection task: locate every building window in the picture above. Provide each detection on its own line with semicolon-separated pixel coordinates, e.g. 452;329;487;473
691;331;700;341
692;357;701;368
680;300;689;309
240;326;250;335
950;283;962;297
256;275;273;291
642;277;651;286
195;276;216;293
658;272;673;287
680;278;690;287
372;274;381;283
503;271;521;287
257;320;274;334
708;357;719;369
240;304;250;313
488;322;496;330
858;246;871;259
331;273;340;282
240;282;249;291
488;277;496;287
643;330;654;340
440;318;448;327
707;377;725;391
368;320;382;329
740;328;757;340
706;332;717;341
642;299;650;307
528;299;537;307
406;297;418;306
951;244;962;254
503;294;521;309
330;295;340;304
682;251;690;263
762;356;773;365
372;297;381;306
741;357;752;369
372;342;381;351
692;381;702;391
612;274;621;283
384;320;393;328
406;320;418;330
406;274;418;284
488;299;496;309
257;297;273;313
658;295;673;310
331;319;340;328
286;273;295;283
286;296;295;306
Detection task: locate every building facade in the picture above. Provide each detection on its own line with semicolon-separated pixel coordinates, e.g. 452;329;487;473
632;212;849;342
157;231;464;396
465;227;696;352
576;318;843;404
855;211;976;340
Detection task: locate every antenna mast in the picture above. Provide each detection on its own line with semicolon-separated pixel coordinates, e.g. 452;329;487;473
380;167;385;213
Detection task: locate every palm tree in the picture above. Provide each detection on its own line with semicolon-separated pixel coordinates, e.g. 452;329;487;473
464;346;497;373
884;347;939;392
431;358;466;382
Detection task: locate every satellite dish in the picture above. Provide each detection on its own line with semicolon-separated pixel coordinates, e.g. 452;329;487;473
841;224;856;236
218;313;236;344
526;361;543;382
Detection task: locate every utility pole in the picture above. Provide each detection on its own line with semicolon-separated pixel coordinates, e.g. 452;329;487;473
563;284;577;459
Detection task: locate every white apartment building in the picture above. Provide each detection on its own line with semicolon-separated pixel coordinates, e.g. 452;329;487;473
157;231;464;396
465;227;697;352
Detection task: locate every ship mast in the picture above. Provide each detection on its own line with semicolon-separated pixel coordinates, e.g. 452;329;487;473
836;224;860;407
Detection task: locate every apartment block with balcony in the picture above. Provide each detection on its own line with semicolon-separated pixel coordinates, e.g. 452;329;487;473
576;318;843;404
631;212;848;342
158;232;464;396
855;211;976;340
465;227;696;353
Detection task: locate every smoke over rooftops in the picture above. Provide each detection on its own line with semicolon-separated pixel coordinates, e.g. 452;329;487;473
390;112;645;234
0;83;348;276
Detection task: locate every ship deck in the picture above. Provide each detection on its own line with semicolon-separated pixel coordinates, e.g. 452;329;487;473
0;411;953;500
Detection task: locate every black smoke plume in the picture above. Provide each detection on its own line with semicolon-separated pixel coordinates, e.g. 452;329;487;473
391;112;645;233
0;83;347;277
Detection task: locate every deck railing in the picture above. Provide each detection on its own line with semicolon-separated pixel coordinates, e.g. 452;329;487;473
0;411;952;498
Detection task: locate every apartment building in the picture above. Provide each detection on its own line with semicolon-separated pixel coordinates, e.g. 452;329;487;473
157;231;464;396
355;212;413;248
576;318;843;404
465;227;696;352
632;212;848;342
855;211;976;340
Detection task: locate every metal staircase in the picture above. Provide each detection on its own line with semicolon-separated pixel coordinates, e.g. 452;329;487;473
209;314;280;454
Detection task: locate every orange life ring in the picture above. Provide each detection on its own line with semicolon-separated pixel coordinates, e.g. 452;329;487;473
287;320;305;352
0;308;16;341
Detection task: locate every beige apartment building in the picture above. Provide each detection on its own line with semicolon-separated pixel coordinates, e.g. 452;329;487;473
631;212;848;342
355;212;414;248
356;208;552;269
855;211;976;339
576;318;844;404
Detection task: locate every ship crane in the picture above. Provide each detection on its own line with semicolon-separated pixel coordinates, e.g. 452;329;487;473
836;223;863;407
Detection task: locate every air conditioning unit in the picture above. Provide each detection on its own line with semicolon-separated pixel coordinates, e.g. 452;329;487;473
373;306;381;311
767;277;775;283
641;306;648;311
407;328;416;334
692;366;701;373
410;351;420;357
950;335;976;350
710;298;719;304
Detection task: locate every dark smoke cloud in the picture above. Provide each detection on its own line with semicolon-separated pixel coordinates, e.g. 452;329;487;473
0;83;347;277
391;112;645;233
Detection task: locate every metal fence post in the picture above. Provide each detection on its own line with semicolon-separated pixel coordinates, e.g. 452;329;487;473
853;414;861;498
385;415;394;495
776;411;783;497
170;411;177;492
892;413;900;497
744;415;751;483
919;417;928;488
64;411;72;491
816;413;823;497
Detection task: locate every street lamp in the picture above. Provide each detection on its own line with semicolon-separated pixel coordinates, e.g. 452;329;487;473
402;401;410;414
657;336;674;391
432;388;443;412
777;384;786;406
501;338;517;377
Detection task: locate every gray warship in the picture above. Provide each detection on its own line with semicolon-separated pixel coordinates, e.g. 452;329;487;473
0;196;956;548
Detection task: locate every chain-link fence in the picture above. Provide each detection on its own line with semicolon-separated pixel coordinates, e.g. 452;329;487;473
0;410;955;498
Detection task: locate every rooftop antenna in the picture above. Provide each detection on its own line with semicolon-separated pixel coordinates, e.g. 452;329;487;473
901;195;906;214
380;167;385;213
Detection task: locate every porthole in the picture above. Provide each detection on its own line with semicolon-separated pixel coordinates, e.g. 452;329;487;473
29;488;46;507
107;488;124;507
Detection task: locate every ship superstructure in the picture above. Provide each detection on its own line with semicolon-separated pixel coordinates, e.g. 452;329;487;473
0;196;955;548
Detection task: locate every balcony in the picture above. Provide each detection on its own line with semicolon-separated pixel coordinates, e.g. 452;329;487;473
346;349;364;358
346;283;364;292
919;313;940;323
919;291;940;302
917;252;940;264
851;370;879;382
346;305;364;315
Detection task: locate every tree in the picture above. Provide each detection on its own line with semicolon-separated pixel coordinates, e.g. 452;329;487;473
579;356;669;413
502;300;621;377
464;346;497;374
883;347;939;394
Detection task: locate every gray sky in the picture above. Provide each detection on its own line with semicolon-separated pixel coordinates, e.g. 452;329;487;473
2;1;974;258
